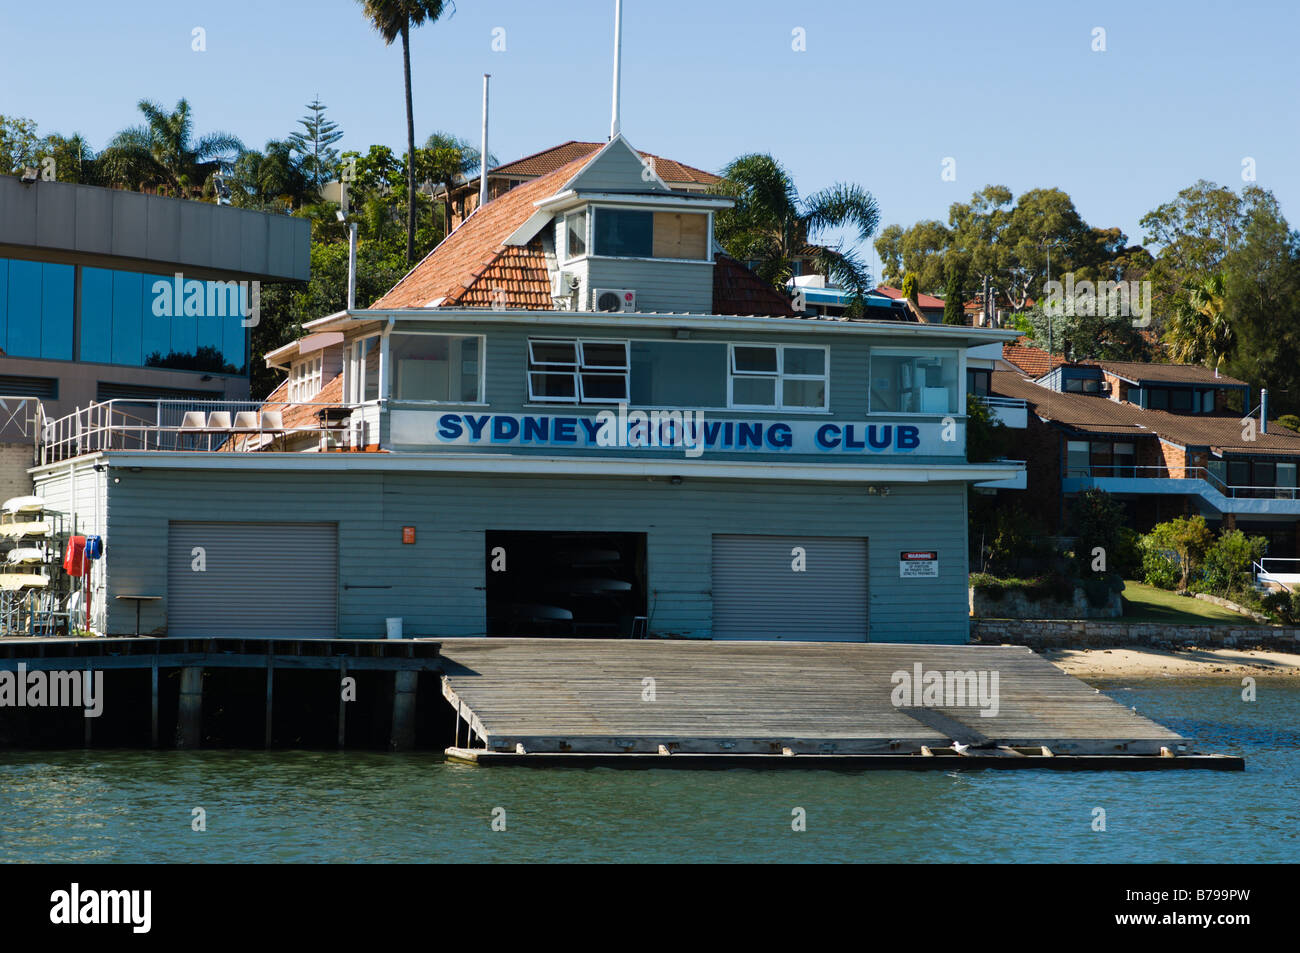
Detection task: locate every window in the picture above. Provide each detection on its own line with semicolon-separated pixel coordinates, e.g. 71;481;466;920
527;338;628;404
1147;388;1169;411
1066;440;1091;478
869;349;959;414
347;336;380;403
1113;442;1136;477
966;368;991;398
629;341;727;407
1170;388;1192;412
563;211;586;261
591;208;708;260
728;344;827;410
80;265;247;374
0;258;74;361
289;355;323;402
390;333;482;402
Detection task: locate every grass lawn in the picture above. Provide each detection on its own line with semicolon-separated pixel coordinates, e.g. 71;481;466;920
1120;579;1252;625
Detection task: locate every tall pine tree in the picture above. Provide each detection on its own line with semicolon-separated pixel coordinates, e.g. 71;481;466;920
288;98;343;192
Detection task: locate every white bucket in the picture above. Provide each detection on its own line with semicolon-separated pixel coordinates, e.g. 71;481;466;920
385;617;403;640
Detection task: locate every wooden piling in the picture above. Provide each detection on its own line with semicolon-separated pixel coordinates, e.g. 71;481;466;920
390;670;418;751
264;657;274;748
177;666;203;748
151;659;159;747
337;659;347;748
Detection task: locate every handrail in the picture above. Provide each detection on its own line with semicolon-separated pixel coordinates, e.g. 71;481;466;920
38;398;358;463
1074;464;1298;500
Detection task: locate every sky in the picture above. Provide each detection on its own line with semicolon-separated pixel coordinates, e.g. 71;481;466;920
3;0;1298;277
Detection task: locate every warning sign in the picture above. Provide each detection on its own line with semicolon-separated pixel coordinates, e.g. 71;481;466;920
899;550;938;578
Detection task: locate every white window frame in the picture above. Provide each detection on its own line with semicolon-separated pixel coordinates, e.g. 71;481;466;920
727;343;829;411
587;204;714;264
288;354;322;402
388;331;486;405
346;334;381;404
562;210;589;264
867;346;962;416
526;337;629;405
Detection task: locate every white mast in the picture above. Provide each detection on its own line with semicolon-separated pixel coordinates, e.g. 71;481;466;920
610;0;623;139
479;73;491;210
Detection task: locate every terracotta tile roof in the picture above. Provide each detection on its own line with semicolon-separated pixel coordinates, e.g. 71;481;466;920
1002;342;1069;377
455;243;554;309
490;140;720;187
991;370;1300;455
875;286;946;311
373;155;591;310
1092;360;1249;387
713;255;797;317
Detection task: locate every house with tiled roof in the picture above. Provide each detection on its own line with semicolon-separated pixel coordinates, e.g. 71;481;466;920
987;358;1300;564
33;131;1023;642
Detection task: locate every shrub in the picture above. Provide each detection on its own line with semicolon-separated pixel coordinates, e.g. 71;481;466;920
1145;516;1215;590
1072;489;1127;577
1141;538;1180;590
1200;529;1268;596
1262;590;1300;625
1277;414;1300;434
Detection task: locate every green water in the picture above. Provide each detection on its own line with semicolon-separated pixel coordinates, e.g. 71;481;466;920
1;680;1295;863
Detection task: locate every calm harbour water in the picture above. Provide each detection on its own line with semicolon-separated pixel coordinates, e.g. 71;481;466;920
1;679;1295;863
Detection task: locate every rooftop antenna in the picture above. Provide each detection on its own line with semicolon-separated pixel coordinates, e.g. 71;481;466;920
610;0;623;139
479;73;491;211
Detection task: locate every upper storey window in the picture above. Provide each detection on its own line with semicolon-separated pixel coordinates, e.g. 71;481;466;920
590;208;709;261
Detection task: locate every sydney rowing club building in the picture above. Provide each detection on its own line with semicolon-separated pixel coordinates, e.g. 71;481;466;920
30;137;1022;643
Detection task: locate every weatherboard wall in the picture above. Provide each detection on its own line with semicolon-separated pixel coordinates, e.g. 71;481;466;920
44;465;970;642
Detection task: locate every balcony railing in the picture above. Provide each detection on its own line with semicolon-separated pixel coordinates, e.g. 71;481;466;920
39;399;360;464
1073;465;1300;500
0;396;46;458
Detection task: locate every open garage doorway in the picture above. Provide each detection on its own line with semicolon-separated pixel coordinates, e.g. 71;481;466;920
485;531;647;637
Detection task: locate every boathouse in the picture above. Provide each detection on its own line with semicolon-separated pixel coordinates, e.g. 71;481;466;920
25;136;1023;642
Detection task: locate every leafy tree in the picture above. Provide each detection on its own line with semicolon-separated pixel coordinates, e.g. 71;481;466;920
99;98;243;197
900;272;917;301
1163;273;1232;370
358;0;456;264
874;220;949;290
1014;301;1152;361
964;391;1009;463
229;140;312;210
942;259;966;324
1146;516;1215;591
36;132;101;184
711;153;880;308
419;131;497;238
287;98;343;190
0;115;40;174
1071;489;1126;578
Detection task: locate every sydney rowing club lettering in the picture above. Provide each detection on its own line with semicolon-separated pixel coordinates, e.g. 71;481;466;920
422;409;958;456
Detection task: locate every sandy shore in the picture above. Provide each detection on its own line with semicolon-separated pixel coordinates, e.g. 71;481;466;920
1041;646;1300;679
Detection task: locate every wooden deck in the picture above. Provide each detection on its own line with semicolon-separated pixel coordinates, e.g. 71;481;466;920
438;639;1226;766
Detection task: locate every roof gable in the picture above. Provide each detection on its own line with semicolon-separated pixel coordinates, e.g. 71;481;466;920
561;134;671;194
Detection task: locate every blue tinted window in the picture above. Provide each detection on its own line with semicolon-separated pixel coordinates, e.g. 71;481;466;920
0;260;7;350
41;264;74;359
6;259;42;357
77;267;247;375
80;267;113;363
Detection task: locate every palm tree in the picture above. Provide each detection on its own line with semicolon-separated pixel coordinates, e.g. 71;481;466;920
99;99;242;198
229;140;313;210
711;153;880;308
358;0;455;264
1164;274;1232;371
422;131;497;237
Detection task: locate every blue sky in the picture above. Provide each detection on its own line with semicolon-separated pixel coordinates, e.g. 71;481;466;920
4;0;1297;276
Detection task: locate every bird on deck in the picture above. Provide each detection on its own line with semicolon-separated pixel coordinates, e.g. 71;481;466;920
950;742;970;754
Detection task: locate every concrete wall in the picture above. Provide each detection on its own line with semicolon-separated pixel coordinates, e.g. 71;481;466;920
35;463;973;643
0;175;309;282
0;442;33;498
971;618;1300;651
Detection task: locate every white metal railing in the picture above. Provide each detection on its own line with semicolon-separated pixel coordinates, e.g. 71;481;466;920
1254;557;1300;593
39;399;360;463
0;396;46;462
977;395;1028;410
1072;465;1300;500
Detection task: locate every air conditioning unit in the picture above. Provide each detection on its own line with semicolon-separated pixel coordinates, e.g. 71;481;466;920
551;271;580;299
592;288;636;313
